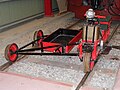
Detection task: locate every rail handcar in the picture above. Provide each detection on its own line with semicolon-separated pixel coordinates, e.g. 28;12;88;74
4;9;111;73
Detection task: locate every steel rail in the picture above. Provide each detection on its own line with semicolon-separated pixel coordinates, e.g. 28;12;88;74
0;62;12;71
106;24;120;44
75;72;90;90
0;55;25;71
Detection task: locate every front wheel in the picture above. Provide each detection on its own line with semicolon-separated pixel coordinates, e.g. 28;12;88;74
33;30;44;47
5;43;18;62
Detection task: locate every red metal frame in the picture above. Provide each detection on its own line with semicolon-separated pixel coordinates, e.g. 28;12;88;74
37;30;44;46
42;42;62;52
65;30;82;53
41;30;83;53
96;15;111;42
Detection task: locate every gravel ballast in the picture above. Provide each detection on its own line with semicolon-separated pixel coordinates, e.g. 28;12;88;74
8;57;85;84
84;51;120;89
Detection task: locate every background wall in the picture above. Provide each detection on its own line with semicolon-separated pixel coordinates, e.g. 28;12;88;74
0;0;58;28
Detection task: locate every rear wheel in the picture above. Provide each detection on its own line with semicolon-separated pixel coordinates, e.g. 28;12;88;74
5;43;18;62
83;52;91;73
33;30;43;47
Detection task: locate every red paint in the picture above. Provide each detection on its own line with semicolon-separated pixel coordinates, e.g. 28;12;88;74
42;30;82;53
6;43;18;62
44;0;54;17
65;30;83;53
42;42;61;52
78;42;83;59
90;61;94;71
37;30;44;47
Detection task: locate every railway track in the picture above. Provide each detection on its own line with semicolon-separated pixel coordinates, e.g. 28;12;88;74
0;20;119;90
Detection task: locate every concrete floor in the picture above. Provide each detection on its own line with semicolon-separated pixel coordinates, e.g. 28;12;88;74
0;12;120;90
0;72;72;90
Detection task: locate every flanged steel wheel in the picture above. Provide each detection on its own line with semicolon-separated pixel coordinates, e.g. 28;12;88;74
83;52;91;73
33;30;43;47
5;43;18;62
